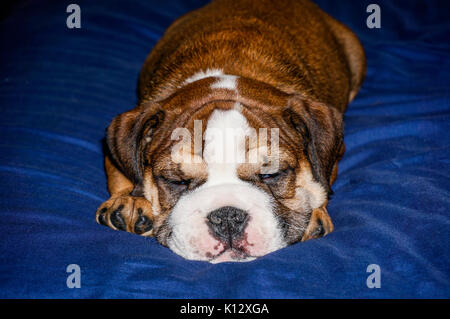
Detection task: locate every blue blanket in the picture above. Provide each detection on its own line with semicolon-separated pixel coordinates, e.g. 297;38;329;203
0;0;449;298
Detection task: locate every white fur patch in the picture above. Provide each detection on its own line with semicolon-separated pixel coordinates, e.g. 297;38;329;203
183;68;224;85
210;74;238;90
203;109;249;183
182;69;239;92
167;109;285;262
143;172;161;216
296;169;327;209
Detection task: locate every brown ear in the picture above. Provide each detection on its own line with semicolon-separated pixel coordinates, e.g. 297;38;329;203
106;104;164;188
283;95;344;195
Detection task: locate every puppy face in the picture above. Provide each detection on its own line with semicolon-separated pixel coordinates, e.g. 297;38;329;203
107;76;344;262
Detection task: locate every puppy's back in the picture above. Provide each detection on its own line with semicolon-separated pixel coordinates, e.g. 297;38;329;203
138;0;365;111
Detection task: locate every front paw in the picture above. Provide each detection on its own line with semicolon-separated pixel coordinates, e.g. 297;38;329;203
301;206;334;241
96;195;154;236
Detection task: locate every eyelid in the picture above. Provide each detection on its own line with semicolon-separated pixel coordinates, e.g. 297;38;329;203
260;172;279;178
259;171;280;178
168;177;190;184
258;168;290;179
159;175;188;184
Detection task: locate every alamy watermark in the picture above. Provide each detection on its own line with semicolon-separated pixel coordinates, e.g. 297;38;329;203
66;264;81;288
66;4;81;29
366;4;381;29
366;264;381;288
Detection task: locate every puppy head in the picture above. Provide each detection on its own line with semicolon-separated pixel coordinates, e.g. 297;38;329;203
107;76;344;262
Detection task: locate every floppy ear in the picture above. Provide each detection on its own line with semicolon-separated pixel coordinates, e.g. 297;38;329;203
106;104;164;190
283;95;344;196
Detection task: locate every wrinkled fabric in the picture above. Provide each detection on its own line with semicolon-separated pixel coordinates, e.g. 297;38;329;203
0;0;449;298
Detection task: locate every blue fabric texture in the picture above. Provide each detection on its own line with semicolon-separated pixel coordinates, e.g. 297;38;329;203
0;0;449;298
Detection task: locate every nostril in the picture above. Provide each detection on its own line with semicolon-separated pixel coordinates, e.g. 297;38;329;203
231;210;247;223
208;213;222;225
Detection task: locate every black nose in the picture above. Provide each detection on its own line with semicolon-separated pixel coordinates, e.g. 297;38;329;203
207;206;249;242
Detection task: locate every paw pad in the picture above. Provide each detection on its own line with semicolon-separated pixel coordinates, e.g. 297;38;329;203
134;208;153;234
96;197;154;236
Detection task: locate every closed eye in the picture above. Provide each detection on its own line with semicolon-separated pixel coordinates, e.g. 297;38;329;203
159;176;191;190
168;179;191;186
259;172;281;180
259;168;289;181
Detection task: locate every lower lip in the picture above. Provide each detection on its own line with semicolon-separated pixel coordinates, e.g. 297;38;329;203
210;248;253;263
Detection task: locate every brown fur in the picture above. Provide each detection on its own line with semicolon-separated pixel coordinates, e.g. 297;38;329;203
97;0;366;247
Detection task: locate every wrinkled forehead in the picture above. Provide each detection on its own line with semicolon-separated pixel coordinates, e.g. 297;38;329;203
155;105;297;180
149;74;300;176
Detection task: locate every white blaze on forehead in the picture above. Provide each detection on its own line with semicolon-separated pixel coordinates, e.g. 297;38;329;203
203;109;250;185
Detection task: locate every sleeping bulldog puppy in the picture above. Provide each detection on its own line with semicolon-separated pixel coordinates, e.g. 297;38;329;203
96;0;366;262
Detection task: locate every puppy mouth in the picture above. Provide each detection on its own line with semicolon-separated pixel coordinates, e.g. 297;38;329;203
164;183;287;262
207;246;258;263
205;232;260;263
